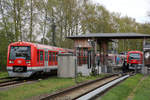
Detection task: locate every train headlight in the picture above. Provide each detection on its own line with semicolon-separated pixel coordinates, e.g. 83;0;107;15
145;52;150;59
9;61;14;64
26;61;31;64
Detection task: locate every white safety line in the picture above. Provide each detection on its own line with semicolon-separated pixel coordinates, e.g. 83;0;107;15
76;75;130;100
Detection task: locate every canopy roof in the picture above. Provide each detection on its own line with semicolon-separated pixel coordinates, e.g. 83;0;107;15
67;33;150;39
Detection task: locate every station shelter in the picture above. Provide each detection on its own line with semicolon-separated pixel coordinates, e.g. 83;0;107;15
67;33;150;75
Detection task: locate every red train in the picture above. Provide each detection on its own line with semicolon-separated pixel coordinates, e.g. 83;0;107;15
127;51;143;70
7;41;72;77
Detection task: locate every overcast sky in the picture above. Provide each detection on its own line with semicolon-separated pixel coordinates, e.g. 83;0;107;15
93;0;150;23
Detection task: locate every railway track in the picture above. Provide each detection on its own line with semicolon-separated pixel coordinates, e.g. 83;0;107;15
40;73;132;100
0;77;14;80
0;78;31;87
77;75;129;100
0;74;54;88
0;77;17;83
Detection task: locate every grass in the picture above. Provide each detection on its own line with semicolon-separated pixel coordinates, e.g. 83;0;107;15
132;75;150;100
0;74;108;100
0;71;8;78
0;77;75;100
76;74;109;83
100;74;143;100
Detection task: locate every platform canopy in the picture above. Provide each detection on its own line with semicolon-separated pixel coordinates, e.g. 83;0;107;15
67;33;150;39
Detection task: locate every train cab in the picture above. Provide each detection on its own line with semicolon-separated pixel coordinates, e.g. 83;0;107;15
127;51;143;70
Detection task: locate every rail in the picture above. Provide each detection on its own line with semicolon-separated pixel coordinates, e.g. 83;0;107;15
40;74;127;100
76;74;129;100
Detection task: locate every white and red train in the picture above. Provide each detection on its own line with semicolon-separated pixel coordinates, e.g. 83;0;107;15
127;51;143;70
7;41;73;77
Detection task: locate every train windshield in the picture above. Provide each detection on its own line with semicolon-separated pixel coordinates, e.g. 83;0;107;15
9;46;31;60
129;53;140;60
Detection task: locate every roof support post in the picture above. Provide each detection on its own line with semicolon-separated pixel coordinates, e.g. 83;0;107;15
143;38;146;68
99;40;109;73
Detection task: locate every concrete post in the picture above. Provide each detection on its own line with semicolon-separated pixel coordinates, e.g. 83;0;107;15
141;67;148;75
58;53;76;78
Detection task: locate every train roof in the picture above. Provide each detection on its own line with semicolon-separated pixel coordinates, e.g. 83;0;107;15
128;51;143;54
9;41;70;52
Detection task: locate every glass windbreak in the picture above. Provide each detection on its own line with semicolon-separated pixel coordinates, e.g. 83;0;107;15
9;46;31;60
129;53;140;60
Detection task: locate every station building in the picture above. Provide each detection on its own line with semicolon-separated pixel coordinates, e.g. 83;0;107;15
67;33;150;75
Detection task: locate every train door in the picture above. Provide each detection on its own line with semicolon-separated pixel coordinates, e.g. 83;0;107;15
44;50;48;67
39;50;44;66
37;50;40;65
52;52;56;65
55;52;58;65
48;51;53;66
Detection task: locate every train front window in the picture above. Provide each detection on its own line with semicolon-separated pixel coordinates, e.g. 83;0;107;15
129;53;140;60
9;46;31;60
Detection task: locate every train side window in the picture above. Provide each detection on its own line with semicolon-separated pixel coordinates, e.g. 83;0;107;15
37;50;39;62
53;52;56;62
49;52;52;62
40;51;43;61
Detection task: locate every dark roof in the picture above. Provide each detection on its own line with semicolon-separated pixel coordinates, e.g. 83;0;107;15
67;33;150;39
